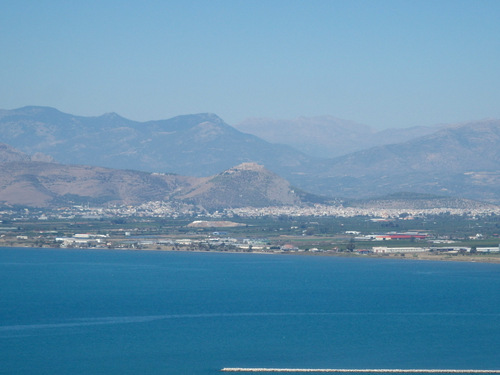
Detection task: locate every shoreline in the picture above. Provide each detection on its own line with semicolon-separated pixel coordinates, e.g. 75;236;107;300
221;369;500;373
285;250;500;264
1;244;500;264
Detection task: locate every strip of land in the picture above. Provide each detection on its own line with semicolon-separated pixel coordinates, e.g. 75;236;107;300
221;368;500;373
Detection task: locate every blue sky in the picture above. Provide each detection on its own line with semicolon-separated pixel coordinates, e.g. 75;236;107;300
1;0;499;129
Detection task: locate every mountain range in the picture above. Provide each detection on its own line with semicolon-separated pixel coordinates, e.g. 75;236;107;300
0;106;499;206
235;116;446;158
0;106;309;177
299;119;500;201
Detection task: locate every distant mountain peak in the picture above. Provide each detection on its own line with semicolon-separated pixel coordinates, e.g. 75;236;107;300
100;112;122;119
95;111;131;124
199;113;224;122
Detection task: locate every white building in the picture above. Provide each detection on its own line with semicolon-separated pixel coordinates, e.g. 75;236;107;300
372;246;430;253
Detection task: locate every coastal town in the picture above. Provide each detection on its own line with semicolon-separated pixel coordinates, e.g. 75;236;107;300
1;202;499;262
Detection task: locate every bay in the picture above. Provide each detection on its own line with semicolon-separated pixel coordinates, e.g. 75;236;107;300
0;247;499;374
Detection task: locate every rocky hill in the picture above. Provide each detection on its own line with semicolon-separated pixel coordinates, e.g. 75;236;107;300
0;143;31;163
176;162;304;210
0;151;318;209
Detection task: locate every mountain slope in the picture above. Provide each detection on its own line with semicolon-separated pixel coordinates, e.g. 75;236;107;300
235;116;444;158
294;120;500;202
0;143;31;163
0;106;311;177
0;149;316;209
321;119;500;176
0;160;197;207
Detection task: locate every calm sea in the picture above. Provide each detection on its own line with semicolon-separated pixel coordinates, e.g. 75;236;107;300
0;247;499;375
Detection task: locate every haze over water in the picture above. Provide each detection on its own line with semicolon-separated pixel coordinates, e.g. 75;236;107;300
1;248;499;374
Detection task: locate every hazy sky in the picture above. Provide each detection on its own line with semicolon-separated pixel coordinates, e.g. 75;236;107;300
1;0;499;129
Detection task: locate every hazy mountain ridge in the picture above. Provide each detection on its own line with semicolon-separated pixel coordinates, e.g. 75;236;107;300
292;119;500;202
235;116;445;158
1;106;500;204
320;119;500;175
0;106;311;177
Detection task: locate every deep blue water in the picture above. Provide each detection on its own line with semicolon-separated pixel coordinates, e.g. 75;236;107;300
0;247;499;375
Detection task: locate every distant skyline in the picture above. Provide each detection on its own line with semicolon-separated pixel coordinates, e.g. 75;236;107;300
1;0;500;129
